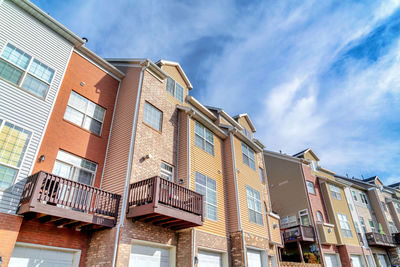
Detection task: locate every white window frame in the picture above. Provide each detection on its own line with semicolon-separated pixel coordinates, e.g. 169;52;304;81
246;185;263;225
0;119;32;190
160;162;174;181
166;76;184;102
195;171;217;221
280;215;297;228
338;213;353;238
0;42;55;99
52;150;97;186
317;211;324;222
359;217;367;233
242;128;252;139
360;193;368;204
259;167;265;183
329;184;342;200
306;181;316;194
241;142;256;170
311;160;317;171
351;190;358;201
143;101;163;132
194;121;214;156
369;220;376;233
299;209;310;226
64;91;106;135
388;221;398;234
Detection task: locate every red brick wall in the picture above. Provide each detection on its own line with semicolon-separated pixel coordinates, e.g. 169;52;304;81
338;244;364;267
0;213;23;266
16;219;88;266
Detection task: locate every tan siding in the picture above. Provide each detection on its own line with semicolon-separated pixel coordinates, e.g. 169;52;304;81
189;118;227;236
268;215;282;244
219;116;231;126
237;117;253;137
161;65;189;100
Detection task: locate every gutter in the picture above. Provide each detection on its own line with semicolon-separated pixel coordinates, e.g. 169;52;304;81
111;61;149;267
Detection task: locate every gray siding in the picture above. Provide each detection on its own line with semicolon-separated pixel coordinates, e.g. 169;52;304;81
0;0;73;213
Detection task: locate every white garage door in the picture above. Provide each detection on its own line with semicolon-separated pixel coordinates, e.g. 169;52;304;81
351;255;363;267
130;243;170;267
247;249;262;267
9;245;75;267
325;254;339;267
377;254;388;267
198;250;222;267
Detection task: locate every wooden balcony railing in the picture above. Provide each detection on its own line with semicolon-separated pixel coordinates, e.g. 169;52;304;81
127;176;204;230
365;232;396;247
282;225;315;243
18;171;121;230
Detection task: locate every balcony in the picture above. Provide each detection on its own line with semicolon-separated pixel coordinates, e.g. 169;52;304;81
18;171;121;230
282;225;315;243
365;232;396;247
317;222;337;245
127;176;204;230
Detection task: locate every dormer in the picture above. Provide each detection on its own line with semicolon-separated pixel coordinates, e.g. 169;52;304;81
233;113;256;139
293;148;335;178
156;60;192;104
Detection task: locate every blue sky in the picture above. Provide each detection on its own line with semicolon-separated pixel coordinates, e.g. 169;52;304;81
33;0;400;185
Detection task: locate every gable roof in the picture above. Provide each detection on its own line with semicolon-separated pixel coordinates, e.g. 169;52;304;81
233;113;256;132
155;60;193;90
206;106;243;130
389;182;400;188
292;148;320;161
364;176;385;186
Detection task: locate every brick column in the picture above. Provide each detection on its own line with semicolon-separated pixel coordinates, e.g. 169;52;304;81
176;229;193;267
230;231;245;267
0;213;23;266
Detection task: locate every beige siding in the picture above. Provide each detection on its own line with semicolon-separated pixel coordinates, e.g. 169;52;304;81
268;215;282;245
237;117;253;137
161;65;189;100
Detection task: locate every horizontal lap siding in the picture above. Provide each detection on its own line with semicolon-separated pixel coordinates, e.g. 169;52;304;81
0;0;72;213
189;118;227;236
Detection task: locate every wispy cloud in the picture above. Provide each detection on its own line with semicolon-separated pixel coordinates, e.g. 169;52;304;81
33;0;400;184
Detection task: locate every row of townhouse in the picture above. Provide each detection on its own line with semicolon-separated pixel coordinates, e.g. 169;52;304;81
264;148;400;267
0;0;283;266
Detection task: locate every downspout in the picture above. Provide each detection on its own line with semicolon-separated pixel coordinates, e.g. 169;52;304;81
176;110;180;183
300;166;326;267
112;61;149;267
192;228;196;267
187;111;194;189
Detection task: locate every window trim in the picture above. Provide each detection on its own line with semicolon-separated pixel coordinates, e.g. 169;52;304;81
194;121;214;156
259;167;265;184
329;184;342;200
64;91;107;136
195;171;218;221
0;119;33;190
306;181;316;194
166;76;184;102
316;211;324;222
160;161;174;182
0;42;56;100
142;101;163;132
241;142;256;170
338;213;353;238
246;185;263;225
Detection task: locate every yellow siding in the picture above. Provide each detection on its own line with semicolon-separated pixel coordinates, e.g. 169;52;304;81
237;117;253;138
317;223;338;244
268;215;282;245
189;118;227;236
233;137;268;237
220;116;231;126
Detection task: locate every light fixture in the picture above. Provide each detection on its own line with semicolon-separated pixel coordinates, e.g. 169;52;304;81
327;228;332;233
273;223;278;229
194;256;198;264
39;155;45;162
179;178;184;184
80;81;86;87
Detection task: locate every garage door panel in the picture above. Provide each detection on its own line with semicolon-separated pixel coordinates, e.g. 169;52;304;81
247;249;262;267
9;246;75;267
130;244;170;267
325;254;339;267
198;250;222;267
351;255;363;267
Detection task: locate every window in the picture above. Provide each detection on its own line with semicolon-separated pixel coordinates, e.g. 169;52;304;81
242;128;252;139
299;209;310;226
0;120;31;189
369;220;376;233
381;201;387;212
246;186;263;225
396;203;400;214
389;222;398;234
317;211;324;222
306;181;316;194
329;184;342;200
281;215;297;228
143;102;162;131
195;172;217;221
166;77;184;102
0;43;54;98
338;213;353;238
351;191;358;201
53;150;97;185
360;193;368;204
160;162;174;181
259;168;265;183
311;160;317;171
241;142;256;170
359;217;367;233
64;91;106;135
194;121;214;155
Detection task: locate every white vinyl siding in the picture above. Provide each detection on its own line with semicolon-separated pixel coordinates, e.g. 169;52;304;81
0;120;31;189
241;142;255;170
143;102;162;131
0;43;55;98
194;121;214;156
338;213;353;238
64;91;106;135
246;186;263;225
166;77;184;102
329;184;342;200
195;171;217;221
0;0;73;214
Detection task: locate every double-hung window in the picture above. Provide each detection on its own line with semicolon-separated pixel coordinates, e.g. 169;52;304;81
52;150;97;185
166;77;184;102
195;172;217;221
64;91;106;135
242;128;251;139
280;215;297;228
351;191;358;201
338;213;352;238
259;168;265;183
306;181;316;194
143;102;162;131
195;121;214;155
0;120;31;189
359;217;367;233
369;220;376;233
329;184;342;200
160;162;174;181
246;186;263;225
242;142;256;170
389;222;398;234
317;211;324;222
0;43;54;98
360;193;368;204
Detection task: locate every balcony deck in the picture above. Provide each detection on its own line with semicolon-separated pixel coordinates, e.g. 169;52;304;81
18;171;121;231
282;225;315;243
127;176;204;230
365;232;396;247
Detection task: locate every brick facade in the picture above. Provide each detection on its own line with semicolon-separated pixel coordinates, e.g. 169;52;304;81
230;231;246;267
177;229;193;267
281;262;321;267
0;213;23;266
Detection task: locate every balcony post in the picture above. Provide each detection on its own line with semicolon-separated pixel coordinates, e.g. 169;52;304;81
28;171;47;207
153;177;160;208
297;240;304;262
201;195;205;221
